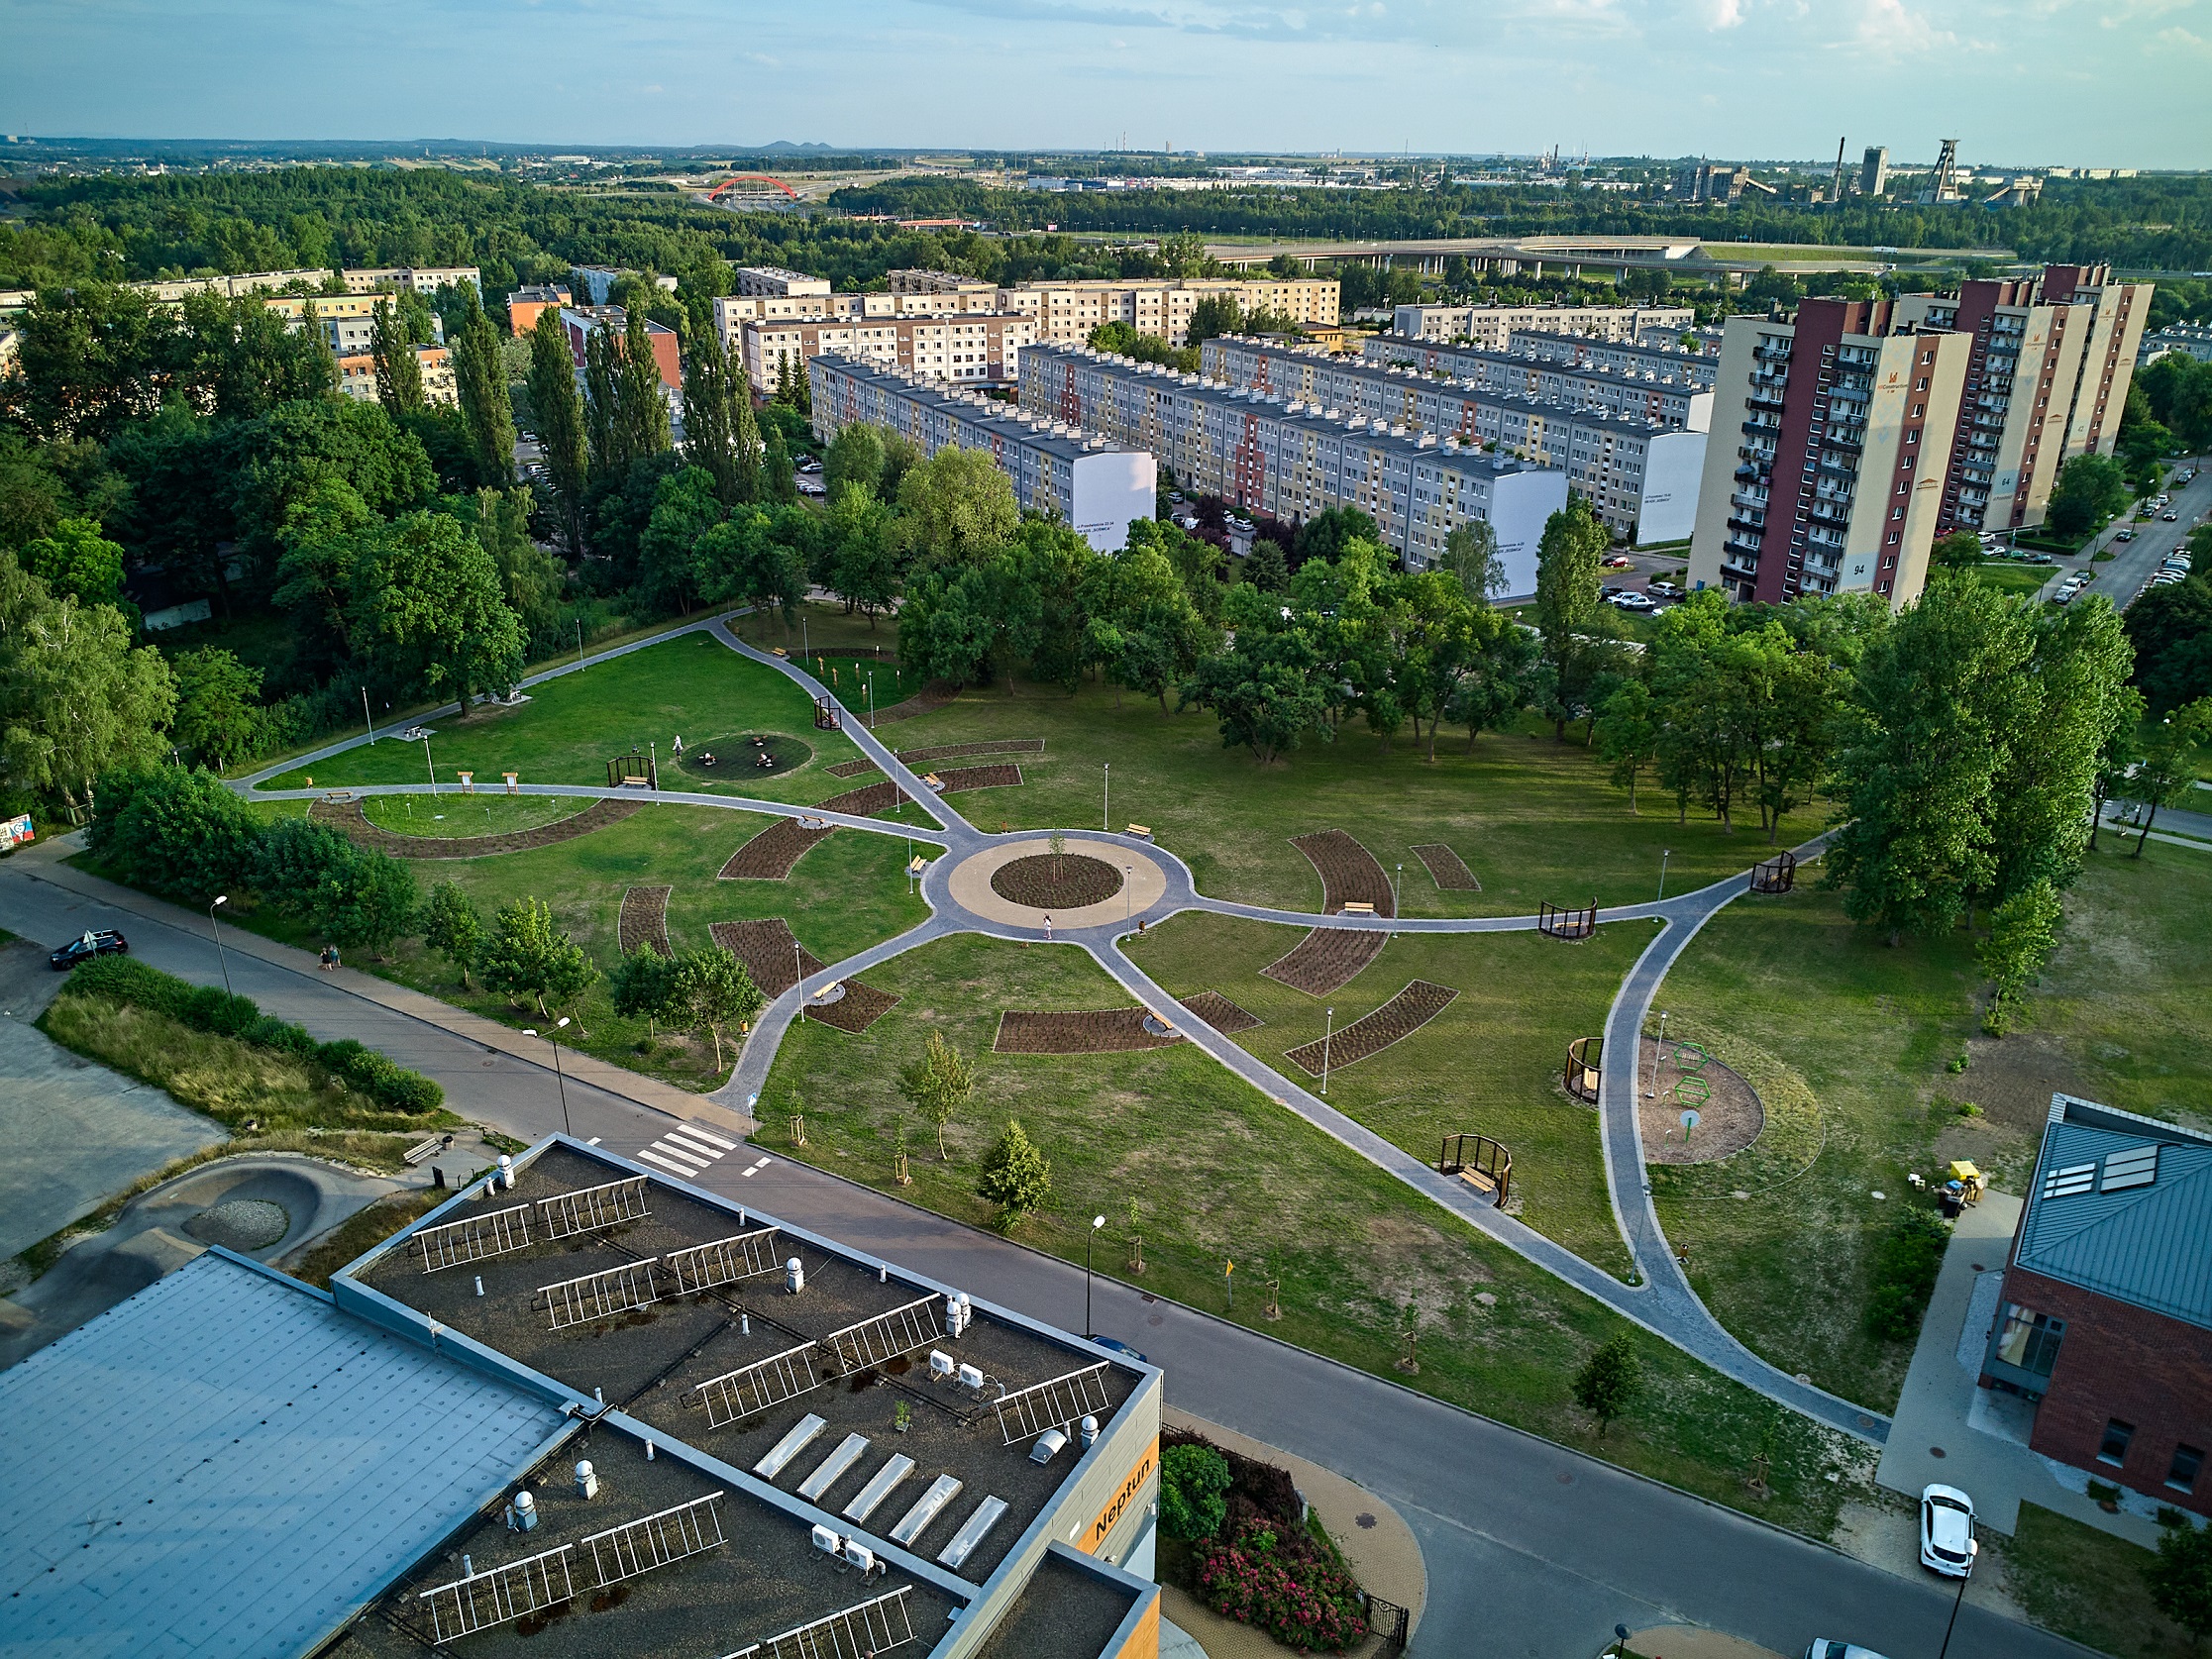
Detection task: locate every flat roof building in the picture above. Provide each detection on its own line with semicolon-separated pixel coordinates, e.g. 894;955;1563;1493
745;312;1037;394
507;283;573;338
811;355;1157;553
341;265;481;296
1392;302;1695;349
733;264;835;298
1298;333;1713;431
336;344;457;409
1498;329;1724;387
0;1137;1166;1659
890;270;1342;348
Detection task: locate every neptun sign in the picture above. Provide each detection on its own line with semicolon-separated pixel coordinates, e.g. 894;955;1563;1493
1084;1435;1159;1554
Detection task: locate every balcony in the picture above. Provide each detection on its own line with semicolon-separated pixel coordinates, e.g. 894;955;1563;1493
1823;424;1865;451
1731;488;1770;511
1832;371;1874;394
1753;342;1793;363
1724;530;1765;559
1727;514;1767;538
1741;415;1782;438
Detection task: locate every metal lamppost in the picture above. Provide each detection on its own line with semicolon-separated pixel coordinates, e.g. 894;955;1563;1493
1085;1213;1106;1337
867;672;876;731
1657;847;1672;901
208;895;234;995
523;1016;574;1136
1321;1008;1335;1095
422;732;437;796
1103;763;1110;833
1645;1010;1669;1098
1125;867;1133;927
1934;1541;1979;1659
362;687;375;746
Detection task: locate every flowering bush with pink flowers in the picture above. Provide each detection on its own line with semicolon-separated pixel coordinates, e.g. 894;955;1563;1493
1194;1520;1367;1653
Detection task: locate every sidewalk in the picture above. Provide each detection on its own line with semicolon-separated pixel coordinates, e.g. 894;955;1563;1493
15;839;755;1139
1876;1191;2160;1546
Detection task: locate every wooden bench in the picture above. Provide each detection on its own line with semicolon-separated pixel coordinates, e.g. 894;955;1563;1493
1456;1166;1501;1199
1125;824;1153;842
1339;900;1377;916
404;1133;454;1167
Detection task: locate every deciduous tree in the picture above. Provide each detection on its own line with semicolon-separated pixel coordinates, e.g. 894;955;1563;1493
478;896;596;1017
898;1029;976;1160
419;881;483;989
450;285;515;487
977;1118;1052;1231
675;944;762;1069
1571;1334;1643;1437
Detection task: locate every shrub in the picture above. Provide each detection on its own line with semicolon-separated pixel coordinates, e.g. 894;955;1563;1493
1866;1205;1952;1341
1160;1444;1232;1541
1194;1518;1367;1653
1571;1333;1645;1436
86;765;262;905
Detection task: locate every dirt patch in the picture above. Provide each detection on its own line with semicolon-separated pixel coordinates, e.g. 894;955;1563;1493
1638;1036;1765;1164
1410;843;1480;891
994;1008;1185;1053
1283;982;1458;1077
817;780;909;818
311;795;640;859
803;981;901;1034
1259;928;1387;996
676;732;812;782
825;758;880;778
931;764;1024;795
717;818;836;881
859;682;959;725
1291;829;1395;915
1181;991;1262;1034
709;918;823;998
989;854;1122;910
901;739;1044;766
1952;1029;2099;1135
619;885;672;957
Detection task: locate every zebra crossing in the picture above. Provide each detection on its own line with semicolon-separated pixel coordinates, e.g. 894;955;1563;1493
634;1120;740;1180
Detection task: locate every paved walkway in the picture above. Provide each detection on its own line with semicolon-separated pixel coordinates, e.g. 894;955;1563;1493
228;615;1890;1437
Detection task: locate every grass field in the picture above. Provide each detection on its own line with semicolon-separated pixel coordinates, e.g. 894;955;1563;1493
261;631;872;807
2000;1504;2194;1659
761;931;1866;1537
1967;562;2056;598
786;601;1809;915
362;795;588;836
1123;911;1648;1274
223;800;931;1091
1650;841;2212;1412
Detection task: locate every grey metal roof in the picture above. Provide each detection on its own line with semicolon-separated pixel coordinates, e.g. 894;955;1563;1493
2015;1093;2212;1330
0;1249;569;1658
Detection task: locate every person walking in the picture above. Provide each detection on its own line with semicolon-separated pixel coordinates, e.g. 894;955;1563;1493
319;943;340;972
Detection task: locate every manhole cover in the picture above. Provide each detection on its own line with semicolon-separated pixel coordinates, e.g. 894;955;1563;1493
1556;1472;1574;1485
1971;1263;1985;1272
1931;1446;1948;1458
1146;1314;1164;1326
1355;1513;1377;1529
183;1199;290;1252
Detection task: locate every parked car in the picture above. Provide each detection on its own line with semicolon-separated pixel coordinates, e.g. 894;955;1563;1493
1088;1336;1152;1366
1611;592;1657;612
1602;555;1635;570
1803;1645;1893;1659
50;928;128;970
2163;510;2180;521
1919;1484;1978;1578
2115;529;2136;542
1647;579;1684;598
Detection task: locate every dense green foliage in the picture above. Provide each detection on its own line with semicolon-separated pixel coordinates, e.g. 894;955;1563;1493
1863;1206;1952;1341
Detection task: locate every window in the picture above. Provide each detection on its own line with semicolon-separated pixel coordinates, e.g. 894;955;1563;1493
1994;1304;2064;1376
2100;1419;2136;1467
2170;1446;2205;1493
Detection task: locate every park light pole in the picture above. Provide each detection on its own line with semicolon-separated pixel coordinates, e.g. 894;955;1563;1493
1934;1540;1979;1659
1657;847;1671;901
522;1017;574;1136
1645;1009;1669;1097
208;895;233;995
1084;1213;1106;1337
1125;867;1133;928
362;687;375;746
1321;1007;1334;1096
422;732;437;797
867;672;876;731
1103;763;1110;833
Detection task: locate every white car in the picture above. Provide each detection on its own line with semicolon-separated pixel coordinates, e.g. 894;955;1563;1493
1804;1645;1893;1659
1610;592;1657;612
1920;1483;1978;1578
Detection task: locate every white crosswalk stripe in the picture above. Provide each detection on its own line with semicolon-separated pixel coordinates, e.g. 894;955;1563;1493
637;1118;740;1180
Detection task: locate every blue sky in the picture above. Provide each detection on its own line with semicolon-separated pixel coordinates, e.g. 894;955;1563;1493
5;0;2203;167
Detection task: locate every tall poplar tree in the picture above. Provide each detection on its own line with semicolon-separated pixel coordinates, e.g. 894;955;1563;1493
680;330;756;508
582;320;622;481
450;286;514;488
1531;496;1609;739
370;300;423;416
526;308;590;557
618;309;673;463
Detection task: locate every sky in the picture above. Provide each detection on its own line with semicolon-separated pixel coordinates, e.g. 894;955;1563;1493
4;0;2206;168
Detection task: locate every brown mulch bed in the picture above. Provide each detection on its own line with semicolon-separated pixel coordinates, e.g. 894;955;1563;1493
708;918;899;1032
1283;981;1458;1077
1258;928;1387;996
825;759;881;779
989;854;1123;909
993;1008;1185;1054
898;739;1045;765
817;780;909;818
931;764;1024;794
858;683;959;725
619;885;672;957
1637;1036;1765;1164
1411;843;1481;892
309;796;640;860
1179;991;1262;1035
717;817;836;881
1290;829;1395;916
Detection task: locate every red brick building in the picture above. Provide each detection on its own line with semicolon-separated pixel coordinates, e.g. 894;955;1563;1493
1980;1095;2212;1516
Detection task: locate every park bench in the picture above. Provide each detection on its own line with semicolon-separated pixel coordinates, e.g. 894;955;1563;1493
1338;900;1376;916
404;1133;455;1167
1125;824;1153;841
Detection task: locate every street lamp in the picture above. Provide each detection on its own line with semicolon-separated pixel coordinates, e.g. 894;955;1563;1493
1321;1007;1334;1096
1085;1213;1106;1337
522;1016;574;1136
422;732;437;797
1125;867;1133;928
1103;762;1110;833
1645;1010;1669;1098
208;895;233;995
1657;847;1672;901
1934;1540;1980;1659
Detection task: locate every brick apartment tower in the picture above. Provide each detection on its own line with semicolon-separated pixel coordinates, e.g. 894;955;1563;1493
1689;300;1971;608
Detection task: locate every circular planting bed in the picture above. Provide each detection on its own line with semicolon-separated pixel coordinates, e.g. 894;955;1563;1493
678;733;812;779
1637;1036;1764;1164
989;853;1123;910
183;1198;290;1251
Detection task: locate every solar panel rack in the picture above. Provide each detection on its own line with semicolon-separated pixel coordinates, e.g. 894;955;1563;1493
994;1362;1113;1446
418;1543;577;1642
537;1259;662;1330
819;1294;944;1375
663;1226;783;1296
721;1587;916;1659
581;1491;727;1587
537;1175;651;1240
685;1340;824;1429
412;1200;534;1275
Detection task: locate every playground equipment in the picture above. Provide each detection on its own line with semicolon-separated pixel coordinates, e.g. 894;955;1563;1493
813;697;842;731
1437;1133;1512;1207
1563;1036;1603;1104
1749;849;1797;894
607;751;658;790
1669;1040;1712;1137
1537;898;1599;941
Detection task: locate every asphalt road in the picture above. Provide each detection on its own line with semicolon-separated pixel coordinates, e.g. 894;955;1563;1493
2036;453;2209;608
0;860;2087;1659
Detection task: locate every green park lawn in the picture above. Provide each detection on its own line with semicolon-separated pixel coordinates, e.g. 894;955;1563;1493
787;601;1809;916
761;931;1863;1538
260;631;872;808
1967;561;2055;599
1123;911;1648;1275
1650;840;2212;1413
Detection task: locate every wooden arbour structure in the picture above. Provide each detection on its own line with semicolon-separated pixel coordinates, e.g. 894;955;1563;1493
1563;1036;1603;1104
607;752;658;789
813;696;842;731
1749;849;1797;894
1438;1133;1512;1207
1537;898;1599;941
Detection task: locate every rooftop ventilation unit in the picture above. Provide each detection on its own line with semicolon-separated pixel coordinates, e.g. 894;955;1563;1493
1029;1428;1068;1465
957;1363;985;1392
811;1523;843;1556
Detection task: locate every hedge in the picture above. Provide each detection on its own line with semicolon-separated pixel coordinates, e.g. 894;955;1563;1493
64;955;444;1117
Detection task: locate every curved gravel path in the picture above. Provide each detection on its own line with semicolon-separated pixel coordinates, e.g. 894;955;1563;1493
235;611;1886;1439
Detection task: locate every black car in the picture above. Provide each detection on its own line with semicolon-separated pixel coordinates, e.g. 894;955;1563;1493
1089;1335;1152;1366
50;929;128;970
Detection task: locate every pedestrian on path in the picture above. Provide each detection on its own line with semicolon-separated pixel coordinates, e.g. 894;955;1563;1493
319;943;340;972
